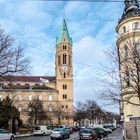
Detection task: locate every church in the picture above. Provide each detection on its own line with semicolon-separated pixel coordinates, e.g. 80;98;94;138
0;19;74;126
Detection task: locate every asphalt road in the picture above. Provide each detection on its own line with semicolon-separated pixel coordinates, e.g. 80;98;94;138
16;128;124;140
16;132;78;140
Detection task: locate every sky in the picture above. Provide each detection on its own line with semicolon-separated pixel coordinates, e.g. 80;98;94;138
0;0;124;113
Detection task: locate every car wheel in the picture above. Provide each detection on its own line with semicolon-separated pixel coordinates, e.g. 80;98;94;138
67;134;70;138
10;136;14;140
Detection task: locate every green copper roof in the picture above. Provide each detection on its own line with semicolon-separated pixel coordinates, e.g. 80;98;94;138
56;19;72;46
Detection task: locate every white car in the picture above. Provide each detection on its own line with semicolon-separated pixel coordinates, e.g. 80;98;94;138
0;129;15;140
34;125;52;135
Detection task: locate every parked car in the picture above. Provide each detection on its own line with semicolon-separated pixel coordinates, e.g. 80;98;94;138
104;124;116;131
72;126;79;132
92;127;108;138
65;127;73;134
50;128;69;140
0;129;15;140
34;125;52;135
79;128;98;140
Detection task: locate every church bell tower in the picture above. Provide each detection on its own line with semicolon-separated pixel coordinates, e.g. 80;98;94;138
55;19;73;125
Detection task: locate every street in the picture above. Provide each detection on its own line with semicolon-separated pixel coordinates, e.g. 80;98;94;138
16;128;123;140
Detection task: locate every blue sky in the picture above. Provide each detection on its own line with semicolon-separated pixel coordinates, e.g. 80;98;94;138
0;0;124;113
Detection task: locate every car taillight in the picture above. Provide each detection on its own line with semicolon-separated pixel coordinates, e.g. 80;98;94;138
79;133;83;136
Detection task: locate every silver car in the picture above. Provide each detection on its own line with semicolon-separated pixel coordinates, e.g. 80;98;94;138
50;128;69;140
0;129;15;140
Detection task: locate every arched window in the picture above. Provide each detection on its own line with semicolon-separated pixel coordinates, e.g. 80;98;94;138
48;95;52;101
9;95;12;100
39;95;43;101
29;95;32;101
0;95;2;101
18;107;22;112
63;54;67;64
126;67;130;87
48;106;53;112
29;107;32;112
122;26;126;33
64;73;66;78
58;55;61;65
69;55;71;65
124;45;128;59
18;95;22;101
133;22;139;30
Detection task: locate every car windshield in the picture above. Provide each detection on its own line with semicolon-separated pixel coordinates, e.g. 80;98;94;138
34;127;40;130
53;128;63;132
80;129;92;134
0;129;8;134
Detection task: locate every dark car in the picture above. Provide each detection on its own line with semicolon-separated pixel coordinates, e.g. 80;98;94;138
50;128;69;140
79;128;98;140
65;127;73;134
92;127;107;138
72;126;80;132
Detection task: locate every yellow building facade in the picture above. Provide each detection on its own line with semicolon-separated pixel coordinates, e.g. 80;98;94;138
116;0;140;122
0;19;74;126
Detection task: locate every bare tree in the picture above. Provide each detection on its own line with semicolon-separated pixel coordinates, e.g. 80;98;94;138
28;98;48;126
0;27;29;78
51;103;66;125
98;33;140;106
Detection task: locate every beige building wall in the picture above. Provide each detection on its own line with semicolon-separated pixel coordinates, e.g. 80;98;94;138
116;17;140;122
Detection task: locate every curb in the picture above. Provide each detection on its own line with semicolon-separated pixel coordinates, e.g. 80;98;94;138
15;134;33;138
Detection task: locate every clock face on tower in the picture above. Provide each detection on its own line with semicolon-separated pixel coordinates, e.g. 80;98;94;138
61;66;67;72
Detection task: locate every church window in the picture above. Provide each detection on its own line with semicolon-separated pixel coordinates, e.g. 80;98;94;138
65;95;67;99
9;95;12;100
18;107;22;112
29;95;32;101
63;84;67;89
62;105;64;109
29;107;32;112
64;73;66;78
66;105;68;109
39;95;43;101
124;45;128;59
48;106;52;112
18;95;22;101
48;95;52;101
63;45;66;50
0;95;2;101
133;22;139;30
63;54;67;64
58;55;61;65
69;55;71;65
63;94;67;99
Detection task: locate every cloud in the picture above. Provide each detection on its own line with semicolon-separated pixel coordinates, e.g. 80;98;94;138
0;0;124;112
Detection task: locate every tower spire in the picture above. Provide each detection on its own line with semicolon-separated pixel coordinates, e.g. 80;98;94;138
125;0;139;12
56;19;72;46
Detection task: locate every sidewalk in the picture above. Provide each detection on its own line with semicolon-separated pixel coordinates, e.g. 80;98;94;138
102;128;124;140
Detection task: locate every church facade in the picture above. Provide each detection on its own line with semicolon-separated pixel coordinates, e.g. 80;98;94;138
0;19;74;126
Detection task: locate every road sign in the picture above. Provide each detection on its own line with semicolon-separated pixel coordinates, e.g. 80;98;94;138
130;117;140;120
